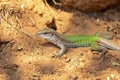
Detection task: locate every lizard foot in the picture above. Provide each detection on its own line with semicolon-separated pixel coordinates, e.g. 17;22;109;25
52;51;62;58
99;50;108;59
52;54;62;58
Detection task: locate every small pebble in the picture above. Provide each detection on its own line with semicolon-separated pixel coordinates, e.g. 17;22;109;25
65;58;71;63
112;62;120;66
17;45;23;51
70;75;78;80
30;75;39;80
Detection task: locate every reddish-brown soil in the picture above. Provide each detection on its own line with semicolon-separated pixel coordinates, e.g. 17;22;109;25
0;0;120;80
61;0;120;12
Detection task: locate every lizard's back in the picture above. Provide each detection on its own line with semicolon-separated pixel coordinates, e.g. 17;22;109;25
63;35;99;47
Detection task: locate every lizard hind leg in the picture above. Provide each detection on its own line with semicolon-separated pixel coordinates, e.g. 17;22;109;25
95;32;113;40
91;42;108;58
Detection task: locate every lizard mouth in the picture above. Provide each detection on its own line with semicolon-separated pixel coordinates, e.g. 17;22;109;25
35;32;40;35
35;31;43;36
36;34;44;38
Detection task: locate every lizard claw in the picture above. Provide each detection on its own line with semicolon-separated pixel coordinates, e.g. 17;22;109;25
52;51;62;58
52;53;62;58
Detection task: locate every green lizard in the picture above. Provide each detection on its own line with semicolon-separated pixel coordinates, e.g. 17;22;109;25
36;27;120;57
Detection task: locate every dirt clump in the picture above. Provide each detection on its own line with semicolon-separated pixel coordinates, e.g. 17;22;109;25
61;0;120;12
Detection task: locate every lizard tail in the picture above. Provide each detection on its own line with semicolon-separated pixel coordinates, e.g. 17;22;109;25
99;38;120;51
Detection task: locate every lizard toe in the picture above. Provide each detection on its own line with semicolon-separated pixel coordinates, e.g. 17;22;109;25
52;53;62;58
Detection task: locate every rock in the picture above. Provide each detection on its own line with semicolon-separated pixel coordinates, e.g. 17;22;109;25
17;45;23;51
61;0;119;12
65;58;71;63
69;75;78;80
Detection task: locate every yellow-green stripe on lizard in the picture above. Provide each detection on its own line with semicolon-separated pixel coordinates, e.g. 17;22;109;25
36;27;120;57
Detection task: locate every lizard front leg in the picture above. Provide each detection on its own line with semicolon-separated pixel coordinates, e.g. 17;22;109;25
53;45;67;57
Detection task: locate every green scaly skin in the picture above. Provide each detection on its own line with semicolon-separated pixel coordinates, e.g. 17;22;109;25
64;35;99;47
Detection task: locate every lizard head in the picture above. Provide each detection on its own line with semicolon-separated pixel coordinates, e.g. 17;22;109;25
36;27;57;39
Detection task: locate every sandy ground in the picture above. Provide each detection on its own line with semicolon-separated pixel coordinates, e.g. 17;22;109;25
0;0;120;80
